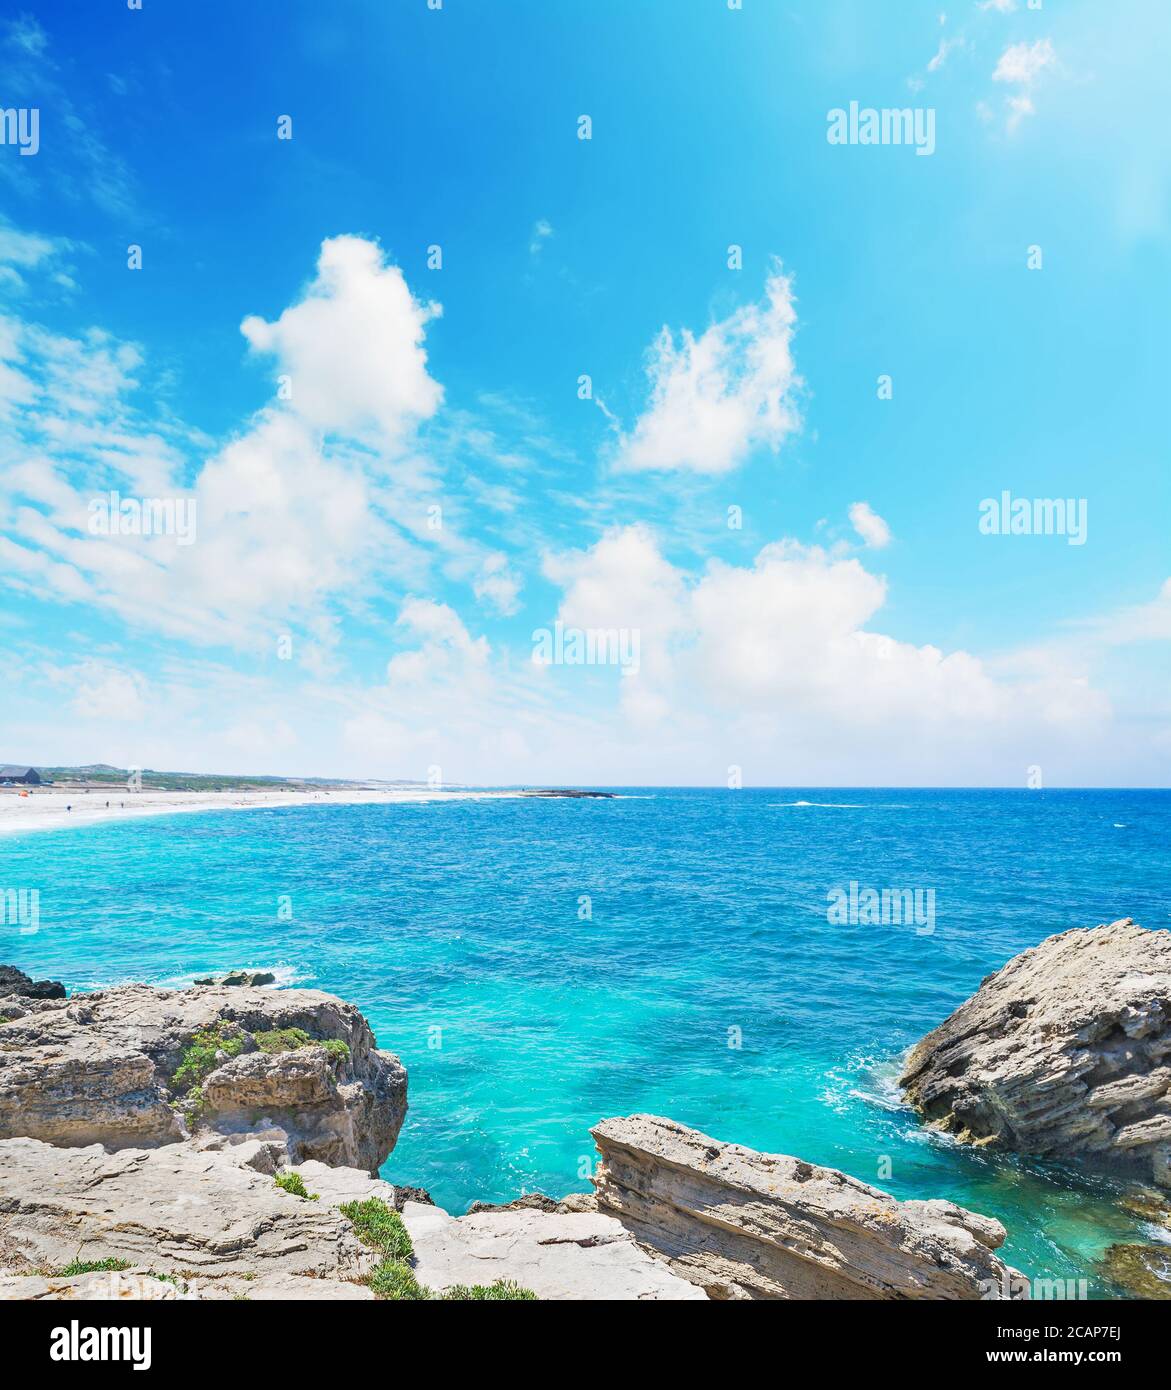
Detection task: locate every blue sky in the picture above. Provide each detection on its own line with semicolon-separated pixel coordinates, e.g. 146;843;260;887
1;0;1168;784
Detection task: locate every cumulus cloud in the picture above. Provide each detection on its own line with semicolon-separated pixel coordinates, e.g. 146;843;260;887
241;235;443;448
386;598;490;688
0;236;446;645
611;265;801;474
541;523;1108;752
848;501;892;549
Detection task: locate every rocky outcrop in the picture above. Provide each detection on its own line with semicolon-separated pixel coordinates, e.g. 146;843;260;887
899;919;1171;1187
401;1201;706;1300
0;1136;371;1285
193;970;276;987
591;1114;1025;1300
0;982;406;1172
465;1192;596;1215
0;1131;703;1301
0;964;65;1001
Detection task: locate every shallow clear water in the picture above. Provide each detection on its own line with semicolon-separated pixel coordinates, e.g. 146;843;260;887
4;787;1170;1295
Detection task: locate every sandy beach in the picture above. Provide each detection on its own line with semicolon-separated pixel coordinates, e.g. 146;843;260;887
0;786;529;837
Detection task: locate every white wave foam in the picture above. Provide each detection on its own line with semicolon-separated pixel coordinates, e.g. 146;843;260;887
772;800;868;809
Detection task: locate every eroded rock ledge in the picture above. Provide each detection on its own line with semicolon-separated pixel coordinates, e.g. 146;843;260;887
591;1114;1025;1299
0;981;406;1171
899;919;1171;1188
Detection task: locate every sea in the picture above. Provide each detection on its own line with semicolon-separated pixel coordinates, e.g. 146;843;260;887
4;786;1170;1296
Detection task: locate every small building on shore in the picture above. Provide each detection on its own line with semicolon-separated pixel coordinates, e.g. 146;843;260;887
0;765;43;785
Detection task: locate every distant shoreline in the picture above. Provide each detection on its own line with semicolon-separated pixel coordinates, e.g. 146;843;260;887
0;786;610;837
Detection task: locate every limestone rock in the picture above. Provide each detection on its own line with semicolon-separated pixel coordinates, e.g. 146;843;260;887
0;1135;375;1293
899;919;1171;1186
0;964;65;1000
0;982;406;1171
288;1158;398;1208
591;1114;1025;1300
401;1200;707;1300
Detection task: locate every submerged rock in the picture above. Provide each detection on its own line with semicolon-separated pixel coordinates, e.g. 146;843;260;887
193;970;276;987
0;982;406;1172
1118;1187;1171;1228
465;1191;595;1215
1099;1243;1171;1299
590;1114;1026;1300
0;964;65;1001
900;919;1171;1187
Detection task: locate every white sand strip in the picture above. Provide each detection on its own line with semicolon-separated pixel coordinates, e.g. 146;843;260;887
0;786;529;837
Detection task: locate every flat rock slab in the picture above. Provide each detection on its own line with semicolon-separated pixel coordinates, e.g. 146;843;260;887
401;1201;708;1300
900;919;1171;1187
0;1136;372;1284
0;1272;187;1300
591;1114;1026;1300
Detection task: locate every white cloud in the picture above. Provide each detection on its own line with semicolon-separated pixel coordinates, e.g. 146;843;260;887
541;524;1108;756
977;0;1016;12
848;501;892;549
241;235;442;448
611;265;801;475
386;598;490;687
1005;93;1035;132
0;236;446;646
473;552;521;615
927;35;965;72
67;660;149;721
529;219;553;256
993;38;1056;84
0;227;62;270
1073;578;1171;646
988;38;1056;131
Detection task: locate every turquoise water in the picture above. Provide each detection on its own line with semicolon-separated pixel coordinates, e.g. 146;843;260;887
4;787;1171;1295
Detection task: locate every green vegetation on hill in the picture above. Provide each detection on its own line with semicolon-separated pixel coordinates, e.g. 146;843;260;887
37;764;355;792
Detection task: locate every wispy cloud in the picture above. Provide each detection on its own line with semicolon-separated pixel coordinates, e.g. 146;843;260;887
992;37;1057;130
528;219;554;256
609;264;801;475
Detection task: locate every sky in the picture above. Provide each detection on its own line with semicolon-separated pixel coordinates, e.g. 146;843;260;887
0;0;1168;786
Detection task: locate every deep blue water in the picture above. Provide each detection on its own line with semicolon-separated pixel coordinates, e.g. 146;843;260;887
4;787;1171;1295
